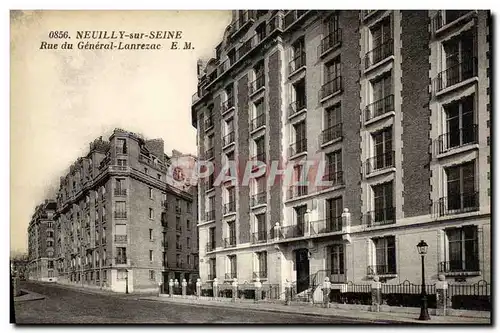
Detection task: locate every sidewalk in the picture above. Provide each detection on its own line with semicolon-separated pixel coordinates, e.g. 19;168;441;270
29;281;143;299
14;289;45;302
139;295;491;324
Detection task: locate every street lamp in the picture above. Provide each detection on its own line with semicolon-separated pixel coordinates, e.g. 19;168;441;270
417;240;430;321
125;269;129;294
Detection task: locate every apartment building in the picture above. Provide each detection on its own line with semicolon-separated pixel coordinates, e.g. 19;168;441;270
191;10;490;295
27;200;58;281
31;128;198;293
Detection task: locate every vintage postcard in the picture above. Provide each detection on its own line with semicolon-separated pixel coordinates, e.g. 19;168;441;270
10;9;491;325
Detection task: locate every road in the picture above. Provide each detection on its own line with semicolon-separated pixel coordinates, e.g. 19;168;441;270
14;281;395;324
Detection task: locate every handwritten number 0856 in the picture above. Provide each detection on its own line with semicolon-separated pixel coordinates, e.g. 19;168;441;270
48;31;69;39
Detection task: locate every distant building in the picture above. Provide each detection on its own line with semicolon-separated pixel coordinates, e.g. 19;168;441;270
28;128;198;293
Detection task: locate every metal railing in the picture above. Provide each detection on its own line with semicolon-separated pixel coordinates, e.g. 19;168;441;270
320;123;342;144
250;114;266;131
225;272;237;280
367;264;397;275
223;131;235;146
433;10;472;31
287;185;308;199
322;169;344;187
205;210;215;221
439;259;479;273
251;231;267;244
223;201;236;214
249;75;265;95
280;224;305;238
251;192;267;206
208;274;217;281
206;242;216;252
221;98;234;114
319;29;342;55
365;39;393;68
434;192;479;216
435;57;477;92
237;38;253;59
114;235;127;243
205;117;214;129
288;98;307;117
224;237;236;248
253;271;268;279
289;52;306;74
437;125;478;154
320;76;342;100
231;10;256;35
309;217;342;234
205;147;214;160
115;257;127;265
364;207;396;227
283;10;308;30
365;151;395;174
113;188;127;196
365;94;394;121
289;138;307;156
114;211;127;219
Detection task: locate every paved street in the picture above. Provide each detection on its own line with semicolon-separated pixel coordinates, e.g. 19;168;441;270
14;281;396;324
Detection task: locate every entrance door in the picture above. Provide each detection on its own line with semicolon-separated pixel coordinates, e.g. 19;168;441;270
295;248;310;293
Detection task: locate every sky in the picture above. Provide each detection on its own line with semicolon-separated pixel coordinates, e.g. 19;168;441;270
10;10;232;253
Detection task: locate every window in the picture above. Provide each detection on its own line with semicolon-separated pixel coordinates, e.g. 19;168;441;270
253;136;265;162
326;197;343;232
321;58;341;98
373;236;396;275
157;173;162;180
209;258;216;279
117;159;127;167
290;37;305;72
176;254;181;266
441;95;476;152
444;226;479;272
444;161;477;214
292;164;308;197
256;22;266;41
366;72;393;121
251;99;265;131
116;247;127;264
149;208;154;219
329;244;344;275
227;221;236;246
371;182;394;225
187;237;191;249
208;227;216;250
256;251;268;278
292;121;307;155
325;150;342;185
228;48;236;65
367;127;394;174
366;17;392;67
254;213;266;242
149;229;153;241
149;187;153;199
149;250;153;262
294;205;307;236
176;216;181;231
250;61;265;94
176;235;181;250
290;78;307;115
323;104;342;143
443;31;475;74
227;255;237;279
116;139;127;154
225;84;234;109
117;269;127;280
144;167;148;174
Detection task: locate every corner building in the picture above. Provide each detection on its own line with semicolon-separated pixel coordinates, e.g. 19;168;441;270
191;10;490;296
47;129;198;293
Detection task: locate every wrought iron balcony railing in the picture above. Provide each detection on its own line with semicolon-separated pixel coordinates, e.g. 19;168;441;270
320;123;342;145
287;186;308;200
221;98;235;114
289;138;307;156
289;52;306;74
249;75;265;95
115;257;127;265
283;10;308;30
309;217;342;234
321;169;344;187
365;151;395;175
365;94;394;122
250;114;266;131
435;57;477;92
224;236;236;248
251;192;267;207
280;224;305;238
320;76;342;100
114;211;127;219
223;131;235;146
205;210;215;221
225;272;237;280
363;207;396;227
205;117;214;129
438;259;479;273
251;231;267;244
206;242;216;252
434;192;479;216
205;147;214;160
114;188;127;196
288;98;307;117
223;201;236;215
319;29;342;55
114;235;127;243
433;10;472;31
253;271;268;279
367;264;396;276
365;39;393;68
437;124;478;154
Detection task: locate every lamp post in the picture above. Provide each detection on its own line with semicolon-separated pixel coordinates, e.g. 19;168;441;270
125;269;129;294
417;240;430;321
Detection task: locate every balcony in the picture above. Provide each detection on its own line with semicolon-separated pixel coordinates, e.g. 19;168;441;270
223;201;236;215
364;207;395;227
251;231;267;244
205;210;215;221
310;217;342;235
318;29;342;56
249;75;265;95
438;259;480;274
367;264;396;276
288;52;306;75
320;123;342;145
437;125;478;154
251;192;267;207
365;94;394;122
288;99;307;118
250;114;266;132
114;188;127;196
435;58;477;93
221;98;235;115
253;271;268;279
433;10;472;32
435;192;479;217
287;186;308;200
205;117;214;130
205;147;215;160
223;131;235;147
138;155;166;172
280;224;304;239
268;13;284;33
362;10;378;20
283;10;308;30
237;38;253;59
206;242;216;252
115;257;127;265
224;237;236;248
114;211;127;219
230;10;256;36
288;138;307;157
365;151;395;175
114;235;127;243
225;272;237;280
320;76;342;100
365;39;393;69
321;169;344;187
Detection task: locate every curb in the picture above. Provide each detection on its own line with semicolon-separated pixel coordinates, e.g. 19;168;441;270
14;290;46;302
